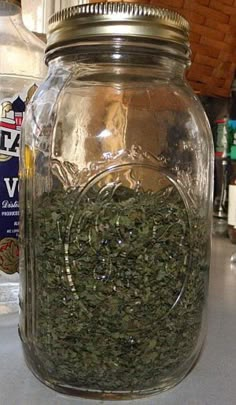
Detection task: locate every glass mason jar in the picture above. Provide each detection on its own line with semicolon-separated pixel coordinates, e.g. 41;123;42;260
19;2;213;399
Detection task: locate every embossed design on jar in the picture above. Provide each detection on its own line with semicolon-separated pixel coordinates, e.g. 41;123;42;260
64;164;191;323
51;144;167;190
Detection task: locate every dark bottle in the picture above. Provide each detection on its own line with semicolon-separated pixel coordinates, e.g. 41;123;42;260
228;146;236;244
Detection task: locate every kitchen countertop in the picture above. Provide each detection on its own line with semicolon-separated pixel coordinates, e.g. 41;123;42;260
1;237;236;405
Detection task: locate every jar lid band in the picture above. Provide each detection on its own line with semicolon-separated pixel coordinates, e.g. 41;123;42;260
46;2;190;60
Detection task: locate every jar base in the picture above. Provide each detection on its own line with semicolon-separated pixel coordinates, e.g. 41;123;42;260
20;339;203;400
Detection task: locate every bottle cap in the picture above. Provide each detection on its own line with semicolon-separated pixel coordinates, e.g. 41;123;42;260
46;2;190;63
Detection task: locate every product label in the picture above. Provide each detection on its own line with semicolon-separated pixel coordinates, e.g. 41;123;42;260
228;120;236;149
228;185;236;227
0;86;37;274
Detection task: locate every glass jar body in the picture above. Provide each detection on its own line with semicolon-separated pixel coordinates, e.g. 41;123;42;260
19;48;213;399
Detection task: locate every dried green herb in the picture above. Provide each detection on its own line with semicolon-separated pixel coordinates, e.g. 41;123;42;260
24;184;208;392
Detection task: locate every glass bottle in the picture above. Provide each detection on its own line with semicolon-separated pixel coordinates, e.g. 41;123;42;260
19;2;214;399
21;0;82;35
213;117;228;237
228;146;236;243
0;0;46;315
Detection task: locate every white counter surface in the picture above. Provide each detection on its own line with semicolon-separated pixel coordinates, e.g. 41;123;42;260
1;237;236;405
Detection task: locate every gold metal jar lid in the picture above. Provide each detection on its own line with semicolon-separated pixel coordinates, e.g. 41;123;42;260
46;2;190;59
